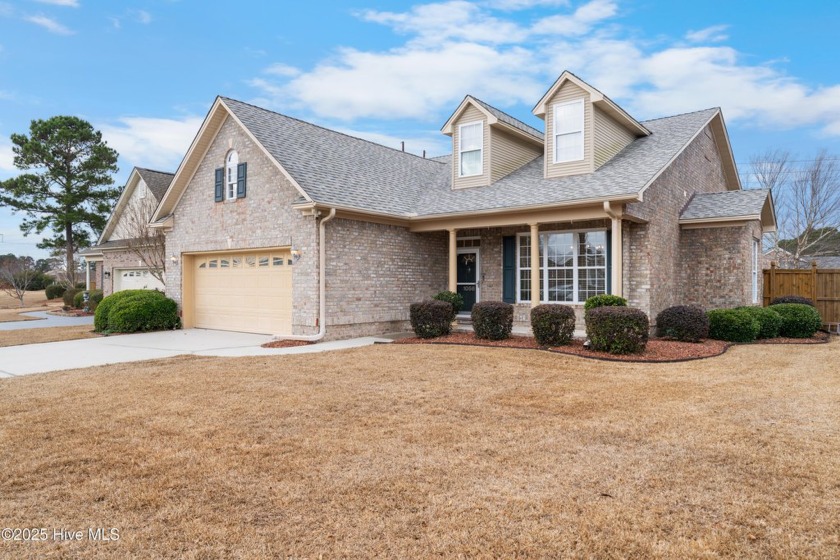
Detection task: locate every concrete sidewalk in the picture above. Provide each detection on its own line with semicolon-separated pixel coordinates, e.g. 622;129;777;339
0;311;94;331
0;329;393;378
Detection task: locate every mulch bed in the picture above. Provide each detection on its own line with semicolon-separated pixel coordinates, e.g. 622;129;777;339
261;340;314;349
47;309;94;317
395;331;831;362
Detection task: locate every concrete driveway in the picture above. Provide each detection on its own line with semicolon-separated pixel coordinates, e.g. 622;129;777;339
0;329;391;378
0;311;94;330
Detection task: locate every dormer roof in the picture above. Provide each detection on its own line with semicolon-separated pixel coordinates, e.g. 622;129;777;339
441;95;544;145
533;71;651;137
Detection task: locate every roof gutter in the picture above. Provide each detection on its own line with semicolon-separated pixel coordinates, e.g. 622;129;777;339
276;207;336;342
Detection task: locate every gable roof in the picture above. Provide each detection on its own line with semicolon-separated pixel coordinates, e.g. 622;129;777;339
98;167;174;244
680;188;775;230
532;71;650;137
441;95;544;143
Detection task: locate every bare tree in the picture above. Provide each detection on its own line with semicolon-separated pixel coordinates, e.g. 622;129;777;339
750;150;840;268
119;193;166;285
0;255;37;307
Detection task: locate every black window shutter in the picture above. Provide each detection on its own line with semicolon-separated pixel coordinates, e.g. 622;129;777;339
236;162;247;198
606;230;612;295
502;236;516;303
214;168;224;202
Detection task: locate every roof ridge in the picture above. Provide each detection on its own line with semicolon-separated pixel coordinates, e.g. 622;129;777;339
220;96;443;166
136;167;175;176
467;95;544;139
640;107;719;124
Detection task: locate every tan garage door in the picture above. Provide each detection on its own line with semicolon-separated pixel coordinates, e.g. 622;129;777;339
193;251;293;334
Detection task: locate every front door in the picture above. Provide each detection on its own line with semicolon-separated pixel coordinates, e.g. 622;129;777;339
457;250;479;313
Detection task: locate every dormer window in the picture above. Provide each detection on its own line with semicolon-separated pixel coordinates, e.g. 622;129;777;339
225;150;239;200
459;121;483;177
553;99;584;163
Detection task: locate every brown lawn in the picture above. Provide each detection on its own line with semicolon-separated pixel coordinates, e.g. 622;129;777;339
0;325;100;348
0;290;60;323
1;342;839;558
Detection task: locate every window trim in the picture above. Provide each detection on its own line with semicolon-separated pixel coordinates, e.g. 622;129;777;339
515;228;608;304
225;150;239;201
552;98;585;164
458;120;484;178
752;238;760;304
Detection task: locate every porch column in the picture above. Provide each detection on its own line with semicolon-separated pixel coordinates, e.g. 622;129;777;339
85;259;90;291
448;228;458;292
611;217;623;297
530;223;540;308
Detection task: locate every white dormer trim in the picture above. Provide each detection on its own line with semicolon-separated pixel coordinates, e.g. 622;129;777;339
552;98;585;164
441;95;543;146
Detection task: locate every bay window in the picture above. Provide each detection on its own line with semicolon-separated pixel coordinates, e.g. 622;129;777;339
517;230;607;303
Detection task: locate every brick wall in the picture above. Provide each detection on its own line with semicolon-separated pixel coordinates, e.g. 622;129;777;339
679;221;763;309
164;115;319;335
98;249;151;295
324;219;447;339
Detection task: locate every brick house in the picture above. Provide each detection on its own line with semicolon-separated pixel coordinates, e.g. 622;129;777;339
143;71;774;339
82;167;174;294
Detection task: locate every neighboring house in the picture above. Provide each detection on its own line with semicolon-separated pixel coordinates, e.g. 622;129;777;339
82;167;174;294
147;71;775;339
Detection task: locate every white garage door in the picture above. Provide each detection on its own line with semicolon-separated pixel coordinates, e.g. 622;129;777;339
193;251;293;334
114;269;165;292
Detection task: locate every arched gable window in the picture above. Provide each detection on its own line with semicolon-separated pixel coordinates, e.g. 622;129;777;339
214;150;248;202
225;150;239;200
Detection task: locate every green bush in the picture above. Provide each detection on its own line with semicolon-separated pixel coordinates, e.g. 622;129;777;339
409;300;452;339
583;294;627;311
530;304;576;346
472;301;513;341
769;294;814;307
25;272;53;291
73;290;85;309
735;306;782;339
432;290;464;322
45;283;66;300
585;306;649;354
655;305;709;342
707;309;760;342
770;303;822;338
95;290;180;333
63;287;80;308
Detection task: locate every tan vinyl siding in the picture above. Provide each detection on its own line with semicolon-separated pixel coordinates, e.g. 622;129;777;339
490;128;542;183
545;81;593;178
593;106;636;169
452;105;490;189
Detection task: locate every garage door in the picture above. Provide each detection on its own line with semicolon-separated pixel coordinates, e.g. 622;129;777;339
193;251;293;334
115;269;166;292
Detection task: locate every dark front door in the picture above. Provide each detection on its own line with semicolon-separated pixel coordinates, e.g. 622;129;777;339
457;250;479;313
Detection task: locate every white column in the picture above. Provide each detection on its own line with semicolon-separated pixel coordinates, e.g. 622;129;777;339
448;229;458;292
611;217;623;297
85;259;90;291
530;223;540;308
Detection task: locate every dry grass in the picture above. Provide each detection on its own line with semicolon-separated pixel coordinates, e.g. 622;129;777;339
0;325;99;348
0;290;59;322
1;342;839;558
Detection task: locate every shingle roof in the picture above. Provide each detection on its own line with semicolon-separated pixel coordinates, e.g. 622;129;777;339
221;97;724;218
469;96;544;141
222;97;447;216
136;168;174;201
680;188;771;221
79;239;132;254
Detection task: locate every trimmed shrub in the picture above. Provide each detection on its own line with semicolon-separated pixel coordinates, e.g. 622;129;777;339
735;306;782;339
585;306;649;354
73;290;85;309
769;294;814;307
472;301;513;341
409;300;452;339
63;287;80;308
531;304;576;346
707;309;760;343
770;303;822;338
45;283;66;300
95;290;180;333
432;290;464;322
655;305;709;342
583;294;628;311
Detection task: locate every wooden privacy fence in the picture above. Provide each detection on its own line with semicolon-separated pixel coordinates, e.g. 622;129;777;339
763;262;840;325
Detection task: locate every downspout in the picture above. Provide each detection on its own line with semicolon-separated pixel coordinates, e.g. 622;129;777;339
279;207;336;342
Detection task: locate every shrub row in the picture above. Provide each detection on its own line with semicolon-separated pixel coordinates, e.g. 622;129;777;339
95;290;180;333
705;303;821;342
45;283;66;300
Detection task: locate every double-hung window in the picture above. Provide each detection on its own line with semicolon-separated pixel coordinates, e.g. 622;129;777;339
553;99;584;163
225;150;239;200
459;121;483;177
517;230;607;303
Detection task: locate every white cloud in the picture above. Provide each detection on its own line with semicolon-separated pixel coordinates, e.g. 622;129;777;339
34;0;79;7
133;9;151;24
685;24;729;43
99;116;202;171
249;0;840;138
26;14;74;35
0;136;15;174
484;0;569;9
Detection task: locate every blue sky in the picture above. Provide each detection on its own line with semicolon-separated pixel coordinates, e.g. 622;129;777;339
1;0;838;257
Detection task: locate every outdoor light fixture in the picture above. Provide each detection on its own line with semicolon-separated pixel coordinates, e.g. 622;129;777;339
290;247;302;264
104;271;111;279
170;254;178;264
